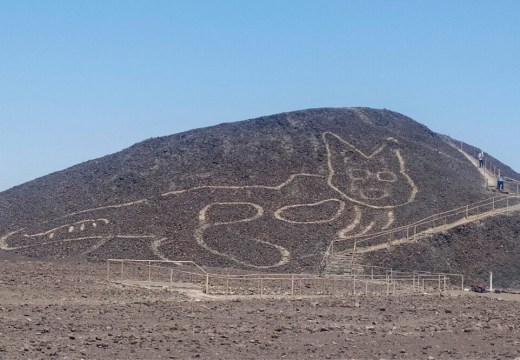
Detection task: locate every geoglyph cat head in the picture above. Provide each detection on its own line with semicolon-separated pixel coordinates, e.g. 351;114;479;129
323;132;417;208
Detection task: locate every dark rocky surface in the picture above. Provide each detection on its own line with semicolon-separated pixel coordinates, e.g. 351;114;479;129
0;107;518;277
2;259;520;360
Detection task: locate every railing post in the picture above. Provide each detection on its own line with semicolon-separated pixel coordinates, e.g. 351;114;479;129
226;275;229;296
205;274;209;294
291;275;295;296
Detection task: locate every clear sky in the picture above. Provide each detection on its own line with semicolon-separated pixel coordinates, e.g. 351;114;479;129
1;1;519;192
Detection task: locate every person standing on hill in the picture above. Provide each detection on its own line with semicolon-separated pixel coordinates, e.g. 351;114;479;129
497;175;504;191
478;151;484;168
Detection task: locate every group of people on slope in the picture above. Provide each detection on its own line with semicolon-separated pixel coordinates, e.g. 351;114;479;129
478;150;504;191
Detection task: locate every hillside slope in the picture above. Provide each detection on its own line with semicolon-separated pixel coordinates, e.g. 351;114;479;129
0;107;512;272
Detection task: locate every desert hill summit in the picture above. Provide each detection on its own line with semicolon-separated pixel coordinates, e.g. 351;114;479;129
1;107;519;278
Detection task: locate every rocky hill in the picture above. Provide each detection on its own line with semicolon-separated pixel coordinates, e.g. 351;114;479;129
0;107;518;277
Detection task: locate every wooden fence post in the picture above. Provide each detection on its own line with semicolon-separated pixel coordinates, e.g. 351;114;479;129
225;276;229;296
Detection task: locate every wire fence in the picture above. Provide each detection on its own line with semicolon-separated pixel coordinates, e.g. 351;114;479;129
106;259;461;297
322;195;520;266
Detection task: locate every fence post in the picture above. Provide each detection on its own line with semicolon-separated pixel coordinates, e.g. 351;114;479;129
443;275;447;292
438;274;441;292
291;275;295;296
365;278;368;295
120;260;124;279
205;274;209;294
353;275;356;295
106;260;110;281
170;269;173;289
148;261;151;282
461;275;464;291
226;276;229;296
517;183;519;195
260;278;263;297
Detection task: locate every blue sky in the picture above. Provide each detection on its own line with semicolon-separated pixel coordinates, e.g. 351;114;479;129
1;1;519;191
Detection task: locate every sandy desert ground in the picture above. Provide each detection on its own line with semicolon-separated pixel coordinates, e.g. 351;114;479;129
2;258;520;360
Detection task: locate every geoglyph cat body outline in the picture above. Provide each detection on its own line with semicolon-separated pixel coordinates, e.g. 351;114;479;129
0;132;418;268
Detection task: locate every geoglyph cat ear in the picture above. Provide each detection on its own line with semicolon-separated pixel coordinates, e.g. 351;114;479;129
323;132;397;159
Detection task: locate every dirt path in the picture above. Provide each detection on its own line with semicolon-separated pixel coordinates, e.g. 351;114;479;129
456;147;496;187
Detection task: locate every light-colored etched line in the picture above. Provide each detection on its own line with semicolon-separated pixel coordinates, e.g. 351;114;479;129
336;205;362;238
28;219;110;237
161;173;324;197
194;224;290;269
52;200;149;221
395;149;418;202
198;202;264;225
273;199;346;224
324;132;418;209
6;236;106;250
358;221;375;235
0;229;25;250
151;237;169;260
382;210;395;230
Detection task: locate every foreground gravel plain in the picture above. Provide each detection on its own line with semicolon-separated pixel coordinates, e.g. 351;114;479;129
2;259;520;360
